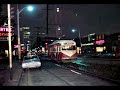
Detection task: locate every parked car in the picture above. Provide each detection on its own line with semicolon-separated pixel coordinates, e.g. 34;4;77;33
98;53;116;58
22;55;41;70
37;53;51;61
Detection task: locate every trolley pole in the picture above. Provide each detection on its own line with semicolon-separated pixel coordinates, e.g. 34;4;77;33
7;4;13;80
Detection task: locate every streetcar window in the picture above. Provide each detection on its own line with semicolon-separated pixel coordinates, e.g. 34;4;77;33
62;45;76;50
59;46;61;51
57;46;59;51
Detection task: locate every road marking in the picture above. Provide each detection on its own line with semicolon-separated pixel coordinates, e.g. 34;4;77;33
55;64;61;67
70;70;81;75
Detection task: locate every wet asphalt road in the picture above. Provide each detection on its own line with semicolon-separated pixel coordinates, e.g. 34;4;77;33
18;60;117;86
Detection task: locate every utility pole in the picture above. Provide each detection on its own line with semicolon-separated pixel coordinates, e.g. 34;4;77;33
37;30;38;47
7;4;13;80
17;4;21;61
78;29;82;54
42;4;53;35
46;4;48;35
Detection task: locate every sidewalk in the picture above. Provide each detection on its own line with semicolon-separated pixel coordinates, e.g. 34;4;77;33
2;60;23;86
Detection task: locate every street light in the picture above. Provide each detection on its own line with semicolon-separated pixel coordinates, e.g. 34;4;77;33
72;29;82;54
17;5;34;60
72;29;76;33
27;6;34;11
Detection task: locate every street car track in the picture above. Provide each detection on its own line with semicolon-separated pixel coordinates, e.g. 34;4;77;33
52;60;120;85
43;68;75;86
17;69;24;86
17;66;75;86
17;60;120;86
62;63;120;85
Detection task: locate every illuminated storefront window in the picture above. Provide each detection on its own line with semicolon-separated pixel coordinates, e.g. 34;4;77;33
118;35;120;40
102;34;104;39
99;35;101;40
96;47;104;52
96;36;98;40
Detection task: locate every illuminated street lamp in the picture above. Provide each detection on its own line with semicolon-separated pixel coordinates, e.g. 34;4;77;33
17;5;34;60
58;26;61;30
72;29;76;33
27;6;34;11
56;8;60;12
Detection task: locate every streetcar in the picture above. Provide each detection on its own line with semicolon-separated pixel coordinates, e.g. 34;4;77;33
48;40;77;63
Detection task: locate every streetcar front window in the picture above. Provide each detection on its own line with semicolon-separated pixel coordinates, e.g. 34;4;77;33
62;45;76;50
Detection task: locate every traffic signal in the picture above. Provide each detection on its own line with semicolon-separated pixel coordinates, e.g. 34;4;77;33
10;6;15;19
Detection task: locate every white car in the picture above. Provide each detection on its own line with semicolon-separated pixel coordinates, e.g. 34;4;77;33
27;52;37;57
22;55;41;69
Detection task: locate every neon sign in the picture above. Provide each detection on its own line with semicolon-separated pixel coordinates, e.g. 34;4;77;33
81;43;94;46
96;40;105;45
0;26;13;32
0;37;14;41
0;26;14;41
0;33;14;36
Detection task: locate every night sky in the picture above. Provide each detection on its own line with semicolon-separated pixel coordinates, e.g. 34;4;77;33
2;4;120;39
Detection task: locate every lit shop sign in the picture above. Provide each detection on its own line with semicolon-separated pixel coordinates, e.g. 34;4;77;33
96;40;105;45
0;26;14;41
0;33;14;36
81;43;94;46
0;26;13;32
0;37;14;41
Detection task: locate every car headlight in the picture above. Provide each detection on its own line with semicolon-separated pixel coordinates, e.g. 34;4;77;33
22;64;26;67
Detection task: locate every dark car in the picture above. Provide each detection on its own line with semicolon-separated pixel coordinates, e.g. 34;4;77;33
37;53;51;61
98;53;116;58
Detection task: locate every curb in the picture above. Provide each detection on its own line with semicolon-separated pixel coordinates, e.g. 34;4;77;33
2;61;23;86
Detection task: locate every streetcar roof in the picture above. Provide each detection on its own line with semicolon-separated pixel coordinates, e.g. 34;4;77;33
48;40;76;46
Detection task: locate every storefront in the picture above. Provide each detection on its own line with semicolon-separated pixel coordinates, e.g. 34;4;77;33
0;26;14;57
95;40;106;54
81;42;95;54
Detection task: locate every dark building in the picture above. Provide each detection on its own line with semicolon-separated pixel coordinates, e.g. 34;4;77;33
0;4;17;61
31;37;58;49
81;33;96;54
0;25;17;57
94;32;120;58
108;32;120;58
